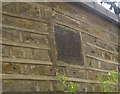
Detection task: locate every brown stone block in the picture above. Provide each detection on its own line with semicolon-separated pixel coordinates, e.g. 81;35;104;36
55;13;82;30
2;45;11;57
93;84;101;92
84;45;96;56
20;64;54;76
76;82;86;92
86;57;99;69
17;3;42;18
44;8;53;18
87;70;99;80
95;49;103;58
10;46;35;59
24;48;33;59
2;80;36;92
86;83;94;92
2;2;17;13
38;65;54;76
82;34;97;45
81;22;90;32
10;47;26;58
103;52;112;60
100;61;117;71
111;54;118;62
2;27;20;43
66;68;87;79
53;81;63;91
55;66;66;75
35;81;50;92
20;31;48;46
33;49;50;60
2;15;48;32
2;63;20;74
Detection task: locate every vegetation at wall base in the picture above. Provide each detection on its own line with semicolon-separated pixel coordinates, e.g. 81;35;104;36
97;71;118;92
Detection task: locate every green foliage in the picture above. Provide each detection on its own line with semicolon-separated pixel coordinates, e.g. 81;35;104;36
56;72;77;92
97;71;118;92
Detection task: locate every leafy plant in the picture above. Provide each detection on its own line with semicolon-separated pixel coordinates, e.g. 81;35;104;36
56;72;77;92
97;71;118;92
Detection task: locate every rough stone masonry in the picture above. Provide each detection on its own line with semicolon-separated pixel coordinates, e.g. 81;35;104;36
2;2;120;92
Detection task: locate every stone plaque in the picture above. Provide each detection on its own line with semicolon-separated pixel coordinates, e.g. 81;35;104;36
54;26;84;65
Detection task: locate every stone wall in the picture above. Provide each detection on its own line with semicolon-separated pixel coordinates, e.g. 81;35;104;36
2;2;120;92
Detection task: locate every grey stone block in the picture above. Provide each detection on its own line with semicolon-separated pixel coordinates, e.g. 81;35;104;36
94;3;107;16
107;10;119;22
82;2;95;9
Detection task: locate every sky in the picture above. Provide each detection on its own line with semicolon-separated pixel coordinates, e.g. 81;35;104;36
97;0;120;13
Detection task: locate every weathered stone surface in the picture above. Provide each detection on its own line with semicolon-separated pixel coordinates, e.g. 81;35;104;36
93;84;101;92
5;46;50;60
66;67;87;79
86;83;94;92
2;15;48;32
33;49;50;60
17;3;42;18
2;63;20;74
86;57;99;69
2;27;20;43
2;45;11;57
53;81;62;91
2;2;119;92
54;25;84;65
20;64;54;76
84;45;96;56
10;47;26;58
76;82;86;92
20;31;48;46
2;80;36;92
2;2;16;13
55;12;82;30
100;61;117;71
87;70;99;80
35;81;50;91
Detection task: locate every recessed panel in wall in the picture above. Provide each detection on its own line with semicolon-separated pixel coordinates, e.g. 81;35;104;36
54;25;84;65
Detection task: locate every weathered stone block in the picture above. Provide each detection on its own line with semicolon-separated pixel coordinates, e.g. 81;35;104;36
10;47;26;58
38;65;54;76
2;2;16;13
20;64;54;76
33;49;50;60
2;27;20;43
2;45;10;57
2;63;20;74
86;57;99;69
66;68;87;79
55;66;66;75
84;45;96;56
82;33;97;45
55;13;82;30
86;83;94;92
20;31;48;46
24;48;33;59
76;82;86;92
2;15;48;32
2;80;36;92
100;61;117;71
17;3;42;18
87;70;99;80
102;52;111;60
95;49;103;58
93;84;101;92
53;81;62;91
35;81;50;91
111;54;118;62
